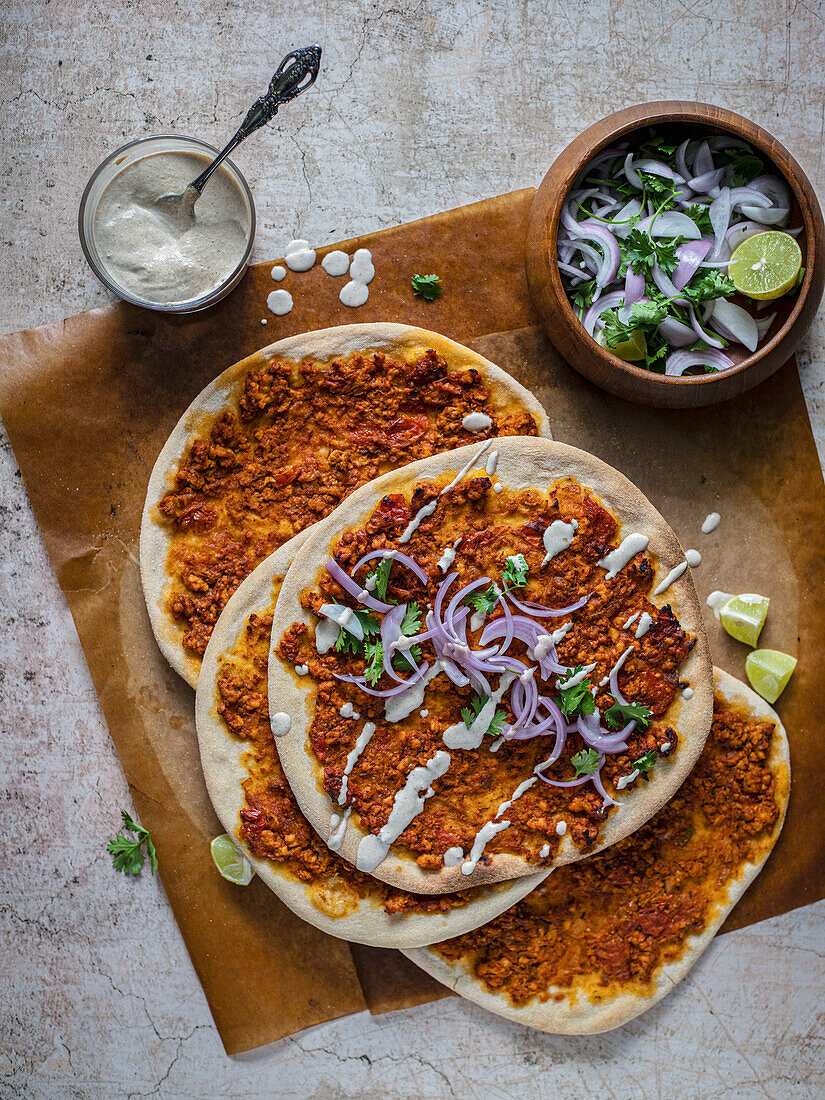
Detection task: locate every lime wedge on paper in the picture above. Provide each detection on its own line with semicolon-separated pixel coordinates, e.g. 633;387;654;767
719;593;769;647
745;649;797;704
210;834;254;886
597;327;647;362
729;232;802;301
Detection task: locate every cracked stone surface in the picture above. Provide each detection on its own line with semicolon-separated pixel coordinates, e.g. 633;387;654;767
2;1;824;1096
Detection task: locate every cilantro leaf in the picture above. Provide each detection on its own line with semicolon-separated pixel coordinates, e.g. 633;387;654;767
638;138;678;159
571;748;603;777
364;638;384;685
460;693;507;738
412;273;443;302
568;277;598;313
333;607;380;654
554;667;596;719
600;300;668;350
624;230;657;274
719;148;764;187
107;810;157;876
683;270;736;305
502;554;529;590
393;602;423;672
638;171;677;206
684;204;713;234
466;584;500;617
604;699;653;732
334;629;360;655
632;749;658;776
366;557;393;601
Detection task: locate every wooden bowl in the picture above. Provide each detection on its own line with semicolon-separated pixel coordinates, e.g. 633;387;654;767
526;102;825;408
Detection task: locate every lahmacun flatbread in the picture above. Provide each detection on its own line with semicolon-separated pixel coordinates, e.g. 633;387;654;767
270;436;712;895
194;534;546;948
403;667;789;1033
140;323;551;687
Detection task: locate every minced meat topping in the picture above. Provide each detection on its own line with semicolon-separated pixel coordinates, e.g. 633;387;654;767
432;692;781;1003
277;471;695;870
159;348;538;658
216;582;478;916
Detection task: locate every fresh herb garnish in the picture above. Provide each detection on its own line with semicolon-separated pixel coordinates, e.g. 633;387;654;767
554;667;596;719
600;300;668;349
364;638;384;685
411;273;443;301
461;692;507;738
684;204;713;233
718;147;764;187
571;748;603;777
393;602;423;671
466;583;501;617
107;810;157;876
334;606;381;654
632;749;658;776
683;270;736;305
366;557;393;601
624;231;682;277
567;277;598;313
637;171;678;206
502;554;529;589
604;699;653;732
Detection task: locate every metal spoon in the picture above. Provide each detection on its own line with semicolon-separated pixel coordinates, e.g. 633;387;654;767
151;45;322;231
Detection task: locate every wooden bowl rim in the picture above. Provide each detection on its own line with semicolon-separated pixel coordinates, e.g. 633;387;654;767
544;100;821;389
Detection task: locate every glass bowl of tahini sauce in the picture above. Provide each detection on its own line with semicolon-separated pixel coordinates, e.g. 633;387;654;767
79;135;255;312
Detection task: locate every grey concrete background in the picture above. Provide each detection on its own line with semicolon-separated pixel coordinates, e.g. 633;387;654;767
1;1;824;1097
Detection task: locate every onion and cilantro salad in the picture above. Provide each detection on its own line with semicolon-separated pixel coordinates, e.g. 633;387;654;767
558;131;804;375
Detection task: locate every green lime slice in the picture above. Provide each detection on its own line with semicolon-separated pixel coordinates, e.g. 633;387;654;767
729;232;802;301
597;327;647;362
210;834;254;886
745;649;797;704
718;593;769;647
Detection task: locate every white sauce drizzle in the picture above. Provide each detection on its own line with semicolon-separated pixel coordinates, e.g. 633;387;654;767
635;612;654;639
681;687;694;700
443;846;465;867
339;702;360;719
495;776;538;818
598;533;649;579
439;441;493;497
284;238;316;272
551;622;573;644
294;664;309;676
493;483;503;494
556;820;568;836
661;741;672;752
599;645;635;687
485;450;499;476
321;250;350;276
271;712;291;737
557;663;597;691
470;609;487;633
271;265;286;281
685;548;702;567
653;561;688;596
623;612;640;630
315;616;339;655
616;770;639;790
420;709;429;718
442;673;515;749
339;248;374;307
266;289;293;316
384;662;443;723
702;512;721;534
399;500;437;544
437;538;462;573
328;807;351;851
541;519;578;566
461;819;511;876
489;736;503;752
355;750;451;872
338;722;376;805
706;590;734;620
540;843;551;857
462;412;492;433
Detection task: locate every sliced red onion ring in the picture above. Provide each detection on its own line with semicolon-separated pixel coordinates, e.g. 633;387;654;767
380;603;421;682
334;662;430;697
577;712;631;754
728;186;773;211
610;199;644;239
535;771;592;789
687;304;726;350
740;205;790;225
672;238;712;290
564;220;622;287
352;548;428;586
559;261;590;283
633;211;701;239
693;140;714;178
505;591;590;619
675;139;692;182
592;768;620;809
624;265;645;307
582;290;625;337
651;262;688;305
755;312;777;339
325;557;393;614
710;299;758;352
634;158;684;183
665;349;735;376
725;220;767;253
657;316;696;348
709;188;732;257
747;174;791;210
688;167;726;193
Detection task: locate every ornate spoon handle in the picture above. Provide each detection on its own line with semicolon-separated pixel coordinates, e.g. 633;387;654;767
190;45;322;195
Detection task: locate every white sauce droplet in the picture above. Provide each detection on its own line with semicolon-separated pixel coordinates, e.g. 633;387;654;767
652;560;688;596
598;533;649;579
681;687;694;700
485;450;499;476
443;846;464;867
261;318;267;325
271;712;291;737
339;248;375;308
551;622;573;644
355;750;451;872
321;250;350;276
420;709;429;718
540;843;551;857
271;265;287;282
635;612;654;639
706;590;734;620
398;500;437;544
623;612;640;630
557;664;597;691
267;289;293;316
339;702;359;719
338;722;376;806
437;545;457;573
661;741;672;752
284;238;316;272
294;664;309;676
702;512;721;534
315;616;340;655
616;769;639;790
541;519;578;566
556;820;568;836
461;820;511;876
328;807;351;851
339;280;369;307
493;483;503;494
495;776;538;818
685;548;702;567
462;411;493;433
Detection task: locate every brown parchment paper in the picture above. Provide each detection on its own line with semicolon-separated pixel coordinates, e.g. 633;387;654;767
1;187;823;1051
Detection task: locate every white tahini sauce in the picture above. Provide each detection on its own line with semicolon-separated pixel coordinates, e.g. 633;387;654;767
284;238;316;272
328;807;351;851
623;612;640;630
540;843;551;857
440;441;493;496
635;612;654;639
706;590;734;620
685;548;702;567
338;722;376;805
315;616;340;655
443;846;464;867
437;538;461;574
294;664;309;676
462;412;492;433
702;512;721;534
384;662;443;723
340;248;374;307
321;250;350;276
355;751;451;872
556;820;568;836
598;533;649;579
271;712;291;737
557;664;596;691
442;673;515;750
541;519;578;566
493;483;503;494
616;770;639;790
399;500;437;543
92;150;250;305
682;687;694;699
339;702;359;719
420;709;429;718
495;776;538;818
267;289;293;316
599;645;635;687
271;265;286;282
653;561;688;596
485;450;499;476
461;820;511;876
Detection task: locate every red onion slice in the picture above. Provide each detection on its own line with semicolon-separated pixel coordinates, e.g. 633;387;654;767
505;592;590;619
672;238;712;290
709;188;732;257
740;206;790;226
352;548;428;586
334;663;430;697
658;316;697;348
325;557;393;614
624;265;645;307
665;349;735;376
694;140;714;178
710;299;758;352
576;713;631;754
582;291;625;337
687;304;726;350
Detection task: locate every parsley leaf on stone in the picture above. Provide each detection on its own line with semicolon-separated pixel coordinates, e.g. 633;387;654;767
411;273;443;301
604;699;653;731
554;668;596;719
107;810;157;876
571;748;603;777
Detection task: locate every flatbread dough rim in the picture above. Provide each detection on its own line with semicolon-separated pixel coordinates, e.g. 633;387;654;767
140;323;552;688
195;532;547;948
270;435;713;894
401;667;790;1033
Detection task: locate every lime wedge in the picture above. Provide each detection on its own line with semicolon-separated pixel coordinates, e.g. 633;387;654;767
719;593;769;647
210;834;254;885
745;649;797;703
729;232;802;301
597;327;647;362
